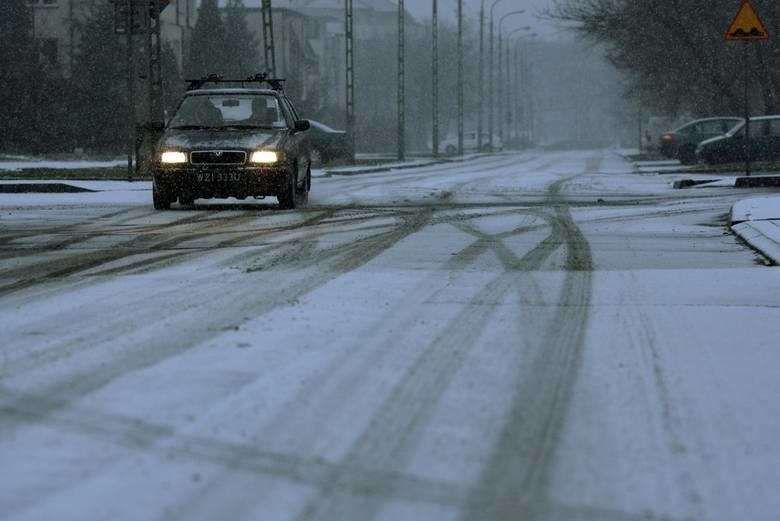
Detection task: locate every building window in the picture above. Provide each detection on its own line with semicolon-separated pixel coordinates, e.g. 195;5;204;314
39;38;59;66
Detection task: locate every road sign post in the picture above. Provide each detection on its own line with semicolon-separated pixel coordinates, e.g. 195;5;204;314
725;0;769;178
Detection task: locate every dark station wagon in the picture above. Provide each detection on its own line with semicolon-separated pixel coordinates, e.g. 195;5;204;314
152;74;312;210
697;115;780;165
659;117;743;165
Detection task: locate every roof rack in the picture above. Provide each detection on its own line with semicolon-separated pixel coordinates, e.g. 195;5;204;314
185;73;286;92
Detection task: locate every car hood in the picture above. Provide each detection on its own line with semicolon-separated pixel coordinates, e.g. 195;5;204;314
159;128;286;150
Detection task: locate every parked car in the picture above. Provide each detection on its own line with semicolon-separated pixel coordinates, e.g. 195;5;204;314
152;75;311;210
308;120;349;166
697;115;780;165
659;117;743;164
440;131;502;154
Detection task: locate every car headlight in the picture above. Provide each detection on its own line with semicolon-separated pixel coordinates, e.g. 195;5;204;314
160;151;187;164
250;150;280;164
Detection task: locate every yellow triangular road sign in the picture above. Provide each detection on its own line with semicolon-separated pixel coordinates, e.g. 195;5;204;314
725;0;769;41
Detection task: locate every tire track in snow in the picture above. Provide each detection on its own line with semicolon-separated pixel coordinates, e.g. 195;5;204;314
0;387;469;518
0;207;435;442
458;160;598;521
295;164;593;521
0;207;357;297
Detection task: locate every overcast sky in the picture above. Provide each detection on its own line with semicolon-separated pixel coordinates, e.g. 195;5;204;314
229;0;566;39
403;0;563;38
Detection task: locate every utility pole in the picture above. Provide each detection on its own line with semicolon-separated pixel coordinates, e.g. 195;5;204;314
345;0;355;162
505;39;510;144
125;0;134;181
115;0;167;180
398;0;405;160
497;11;524;147
510;41;522;144
457;0;464;155
432;0;439;157
477;0;484;151
136;0;165;179
261;0;276;76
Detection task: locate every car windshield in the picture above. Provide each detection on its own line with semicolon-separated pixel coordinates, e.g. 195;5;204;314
725;120;744;134
728;122;746;137
168;94;287;130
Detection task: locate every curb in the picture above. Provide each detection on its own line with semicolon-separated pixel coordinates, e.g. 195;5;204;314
322;153;487;177
730;220;780;265
734;175;780;188
322;160;443;177
672;179;721;189
0;183;95;194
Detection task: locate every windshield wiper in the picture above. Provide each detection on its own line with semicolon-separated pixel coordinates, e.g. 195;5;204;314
222;125;275;130
169;125;221;130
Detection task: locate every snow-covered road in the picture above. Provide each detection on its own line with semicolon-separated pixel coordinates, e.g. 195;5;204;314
1;150;779;521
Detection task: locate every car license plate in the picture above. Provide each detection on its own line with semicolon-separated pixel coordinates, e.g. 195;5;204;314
196;172;241;182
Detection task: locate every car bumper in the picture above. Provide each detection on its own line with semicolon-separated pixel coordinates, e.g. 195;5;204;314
659;143;676;158
153;165;290;200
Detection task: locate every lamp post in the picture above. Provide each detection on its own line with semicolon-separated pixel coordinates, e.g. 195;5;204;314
345;0;355;162
478;0;485;151
497;12;525;146
487;0;508;150
432;0;439;157
506;27;531;148
398;0;405;160
457;0;463;155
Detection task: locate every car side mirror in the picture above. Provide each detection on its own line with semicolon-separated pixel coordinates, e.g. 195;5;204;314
294;119;310;132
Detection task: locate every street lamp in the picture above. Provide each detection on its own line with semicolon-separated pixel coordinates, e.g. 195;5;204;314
505;26;531;147
398;0;405;160
457;0;463;155
432;0;439;157
512;34;538;147
345;0;355;162
478;0;485;151
487;0;510;150
497;12;526;146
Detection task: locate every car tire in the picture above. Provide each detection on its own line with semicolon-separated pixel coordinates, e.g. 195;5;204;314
277;169;297;210
295;166;310;208
179;196;194;206
678;146;697;165
153;181;172;210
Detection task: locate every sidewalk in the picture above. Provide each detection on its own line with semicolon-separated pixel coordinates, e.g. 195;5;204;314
730;196;780;265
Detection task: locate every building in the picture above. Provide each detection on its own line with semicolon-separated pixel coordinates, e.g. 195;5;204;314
30;0;197;77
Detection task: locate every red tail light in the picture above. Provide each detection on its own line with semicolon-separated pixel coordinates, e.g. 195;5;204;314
661;134;674;142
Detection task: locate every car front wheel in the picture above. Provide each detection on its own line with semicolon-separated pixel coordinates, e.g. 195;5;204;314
295;166;310;208
277;170;297;210
153;181;172;210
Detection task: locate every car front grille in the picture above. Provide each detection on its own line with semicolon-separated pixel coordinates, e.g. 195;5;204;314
190;150;246;165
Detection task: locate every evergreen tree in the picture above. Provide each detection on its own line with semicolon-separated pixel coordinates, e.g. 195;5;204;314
162;42;184;119
185;0;227;79
0;0;35;150
223;0;261;78
70;1;130;152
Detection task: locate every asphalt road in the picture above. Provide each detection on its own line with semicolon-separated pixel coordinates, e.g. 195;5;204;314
1;150;778;521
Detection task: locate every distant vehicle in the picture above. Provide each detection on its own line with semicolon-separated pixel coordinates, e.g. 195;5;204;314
697;115;780;164
308;120;349;166
440;131;502;154
152;74;311;210
659;117;743;165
